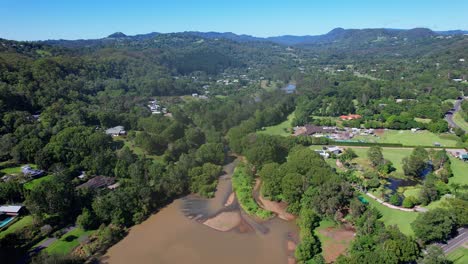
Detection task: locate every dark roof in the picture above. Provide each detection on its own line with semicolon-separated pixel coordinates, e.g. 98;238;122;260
76;176;115;189
303;125;335;135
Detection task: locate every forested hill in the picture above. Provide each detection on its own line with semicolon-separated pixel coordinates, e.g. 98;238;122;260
40;27;468;47
37;28;468;63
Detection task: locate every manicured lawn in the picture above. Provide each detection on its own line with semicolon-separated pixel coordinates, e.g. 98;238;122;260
453;111;468;132
46;228;95;255
1;164;37;175
447;244;468;264
24;175;53;190
448;156;468;185
0;215;33;239
351;147;413;178
257;112;294;137
363;194;418;236
354;130;459;147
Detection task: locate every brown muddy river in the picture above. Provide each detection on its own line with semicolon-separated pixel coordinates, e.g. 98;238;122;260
102;159;298;264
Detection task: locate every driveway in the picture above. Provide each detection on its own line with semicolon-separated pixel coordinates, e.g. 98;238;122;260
445;97;467;132
436;228;468;254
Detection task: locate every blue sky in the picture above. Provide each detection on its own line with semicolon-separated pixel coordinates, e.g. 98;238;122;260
2;0;468;40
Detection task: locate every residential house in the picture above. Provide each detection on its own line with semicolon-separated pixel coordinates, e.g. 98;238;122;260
21;165;44;178
314;150;330;159
76;176;116;190
0;205;24;216
339;114;362;121
294;125;336;136
105;126;126;136
325;146;343;155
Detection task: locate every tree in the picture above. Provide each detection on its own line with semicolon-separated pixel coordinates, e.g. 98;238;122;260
195;143;224;165
402;196;417;208
25;175;75;220
295;234;321;262
258;163;283;200
188;163;222;198
339;148;358;163
281;173;304;212
368;146;384;167
403;147;429;177
412;208;457;244
389;193;401;206
76;208;98;230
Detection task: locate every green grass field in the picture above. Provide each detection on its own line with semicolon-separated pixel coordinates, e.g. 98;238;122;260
351;147;413;178
354;130;459;147
0;164;37;175
24;175;53;190
257;112;294;137
363;194;418;236
0;215;33;239
453;111;468;132
448;156;468;185
447;245;468;264
46;228;95;255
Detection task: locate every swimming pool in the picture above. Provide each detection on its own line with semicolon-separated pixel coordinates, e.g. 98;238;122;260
0;216;15;228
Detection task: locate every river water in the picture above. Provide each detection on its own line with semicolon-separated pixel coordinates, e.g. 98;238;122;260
102;159;298;264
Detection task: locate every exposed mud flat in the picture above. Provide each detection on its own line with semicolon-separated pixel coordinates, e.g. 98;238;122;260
103;158;299;264
103;199;298;264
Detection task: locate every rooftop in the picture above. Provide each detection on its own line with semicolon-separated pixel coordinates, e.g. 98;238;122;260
0;205;23;213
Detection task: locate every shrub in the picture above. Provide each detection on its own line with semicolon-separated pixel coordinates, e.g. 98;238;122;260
389;194;401;206
402;196;417;208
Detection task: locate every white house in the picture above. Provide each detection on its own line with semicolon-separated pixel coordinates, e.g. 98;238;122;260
105;126;126;136
314;150;330;159
0;205;23;216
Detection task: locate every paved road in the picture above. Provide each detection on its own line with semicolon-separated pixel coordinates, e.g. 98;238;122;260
445;97;467;132
436;228;468;254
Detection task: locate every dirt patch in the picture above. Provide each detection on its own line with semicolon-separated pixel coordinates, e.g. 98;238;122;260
319;225;355;263
254;179;296;221
258;195;296;221
224;192;236;207
203;211;241;232
287;256;296;264
374;129;385;136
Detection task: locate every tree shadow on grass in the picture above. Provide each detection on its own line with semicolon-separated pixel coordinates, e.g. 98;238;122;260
64;235;78;242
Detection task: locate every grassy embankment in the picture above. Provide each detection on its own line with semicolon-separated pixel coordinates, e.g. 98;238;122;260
453;111;468;132
232;165;273;219
257;112;295;137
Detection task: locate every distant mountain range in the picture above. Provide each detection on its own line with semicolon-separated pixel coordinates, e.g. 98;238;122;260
40;27;468;48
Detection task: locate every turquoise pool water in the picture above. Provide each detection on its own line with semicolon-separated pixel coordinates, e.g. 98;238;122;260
0;216;15;228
